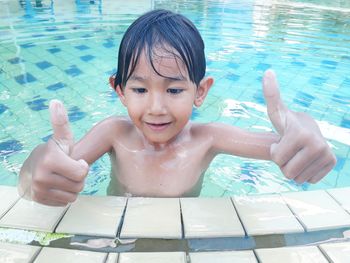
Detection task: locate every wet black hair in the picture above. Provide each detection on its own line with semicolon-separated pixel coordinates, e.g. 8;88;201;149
113;9;206;89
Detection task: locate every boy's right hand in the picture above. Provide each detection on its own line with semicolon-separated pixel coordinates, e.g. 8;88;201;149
19;100;89;206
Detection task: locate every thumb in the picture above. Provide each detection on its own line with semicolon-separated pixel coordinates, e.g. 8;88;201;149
263;69;288;135
49;99;74;155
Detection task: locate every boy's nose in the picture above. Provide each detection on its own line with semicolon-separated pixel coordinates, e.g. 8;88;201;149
148;92;167;115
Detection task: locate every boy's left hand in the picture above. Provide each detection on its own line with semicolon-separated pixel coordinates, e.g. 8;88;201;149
263;70;336;184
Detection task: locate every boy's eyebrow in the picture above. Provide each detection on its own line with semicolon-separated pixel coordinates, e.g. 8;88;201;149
129;75;188;82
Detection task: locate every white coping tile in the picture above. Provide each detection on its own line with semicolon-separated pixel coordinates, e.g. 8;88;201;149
327;187;350;213
181;197;245;238
106;253;118;263
189;251;258;263
255;246;328;263
120;198;182;239
0;198;68;232
319;241;350;263
0;242;41;263
232;195;304;235
118;252;187;263
0;185;20;218
34;247;107;263
282;190;350;231
55;195;127;237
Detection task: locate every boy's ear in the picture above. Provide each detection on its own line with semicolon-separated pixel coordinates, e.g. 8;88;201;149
194;77;214;107
115;85;127;106
109;75;115;89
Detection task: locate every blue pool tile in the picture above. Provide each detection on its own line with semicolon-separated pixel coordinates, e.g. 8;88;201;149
20;43;35;48
321;60;337;69
291;61;306;67
343;77;350;86
80;55;95;62
0;104;8;115
105;68;117;76
227;73;240;82
103;41;115;48
308;76;327;86
293;91;315;108
334;156;345;172
227;62;239;69
238;44;253;49
46;82;66;91
255;52;268;59
45;26;58;32
15;73;37;84
0;140;23;157
26;98;48;111
68;106;86;122
65;66;83;77
288;53;301;57
8;57;24;64
340;118;350;129
332;94;350;104
41;134;52;142
255;63;271;71
36;61;53;70
191;107;199;120
54;35;66;40
47;47;61;54
75;45;90;51
32;34;45;38
253;91;265;104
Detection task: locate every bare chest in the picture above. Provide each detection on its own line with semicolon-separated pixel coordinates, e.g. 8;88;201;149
109;141;213;196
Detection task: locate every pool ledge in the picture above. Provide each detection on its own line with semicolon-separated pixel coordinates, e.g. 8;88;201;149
1;186;350;262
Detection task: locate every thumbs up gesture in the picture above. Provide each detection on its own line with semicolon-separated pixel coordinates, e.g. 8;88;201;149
263;70;336;184
18;100;89;206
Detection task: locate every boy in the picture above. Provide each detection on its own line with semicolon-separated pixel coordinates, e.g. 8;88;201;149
19;9;336;206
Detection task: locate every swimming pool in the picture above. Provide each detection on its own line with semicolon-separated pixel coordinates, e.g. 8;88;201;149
0;0;349;197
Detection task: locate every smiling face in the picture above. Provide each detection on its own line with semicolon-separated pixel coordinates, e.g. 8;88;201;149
115;48;213;147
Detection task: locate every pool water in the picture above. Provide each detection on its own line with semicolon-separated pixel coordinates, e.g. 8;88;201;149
0;0;349;197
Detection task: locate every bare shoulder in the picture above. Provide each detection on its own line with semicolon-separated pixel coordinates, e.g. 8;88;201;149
71;115;134;163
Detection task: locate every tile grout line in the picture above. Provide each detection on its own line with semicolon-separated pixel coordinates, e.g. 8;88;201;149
325;189;350;216
229;197;248;237
278;193;308;233
179;198;185;240
52;203;71;233
115;197;129;239
31;246;43;263
0;191;21;221
317;244;333;263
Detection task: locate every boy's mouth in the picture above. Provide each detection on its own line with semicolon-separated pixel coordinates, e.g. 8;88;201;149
145;122;172;131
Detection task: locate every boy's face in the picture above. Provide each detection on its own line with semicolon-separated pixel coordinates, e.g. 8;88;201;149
115;49;212;146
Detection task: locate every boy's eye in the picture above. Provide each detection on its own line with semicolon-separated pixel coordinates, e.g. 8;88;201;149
167;88;183;94
132;88;147;94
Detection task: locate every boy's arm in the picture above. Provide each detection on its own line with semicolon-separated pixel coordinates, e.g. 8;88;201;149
210;70;336;184
18;100;115;206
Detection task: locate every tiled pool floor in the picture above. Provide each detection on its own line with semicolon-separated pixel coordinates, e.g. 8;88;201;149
1;185;350;262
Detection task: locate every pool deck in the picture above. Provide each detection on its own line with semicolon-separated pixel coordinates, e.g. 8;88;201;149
1;185;350;262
